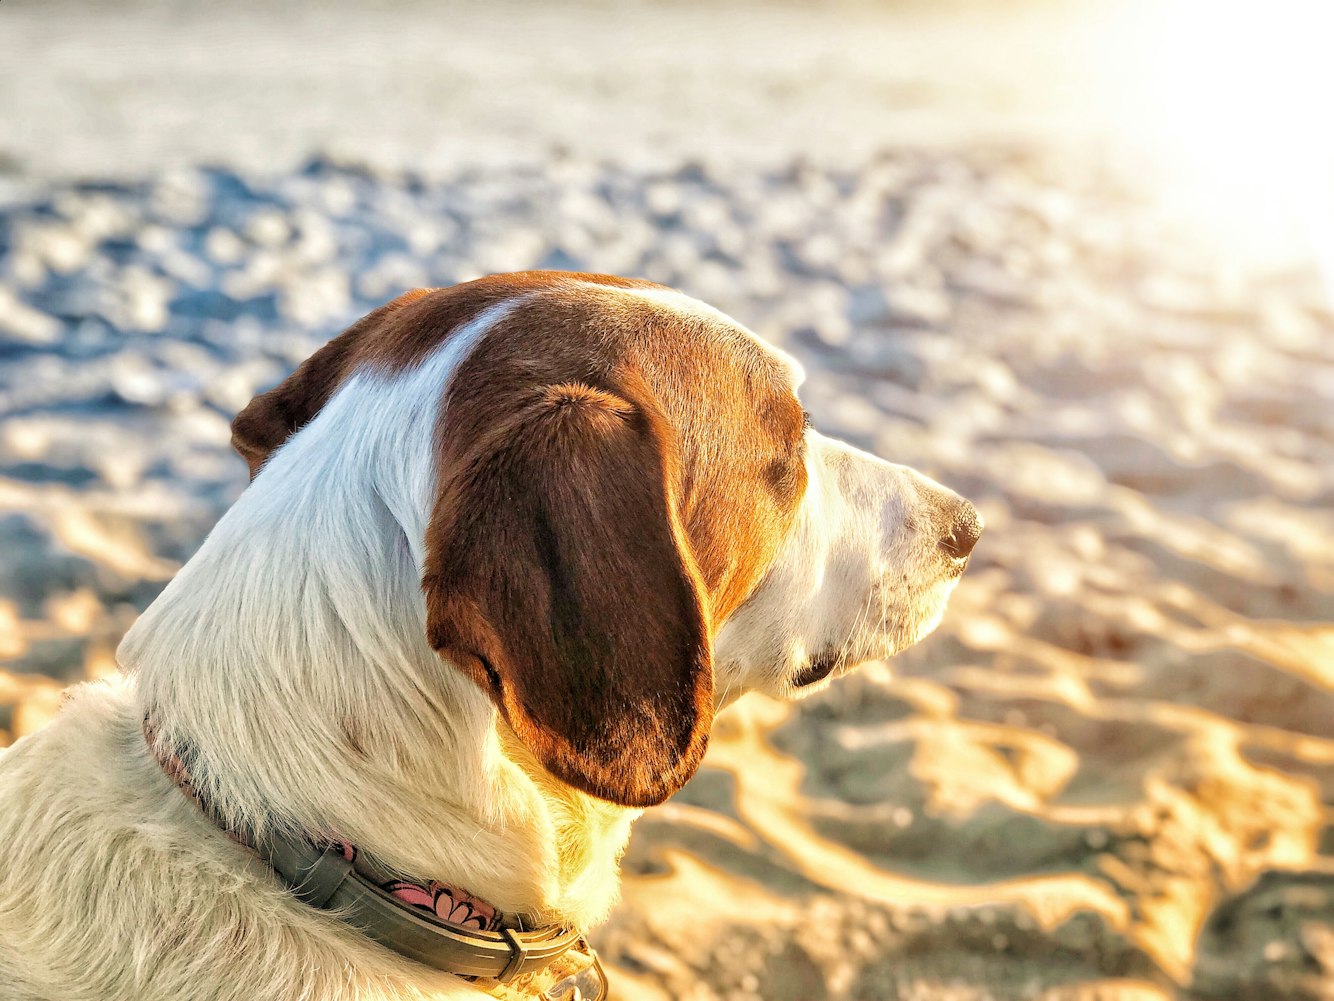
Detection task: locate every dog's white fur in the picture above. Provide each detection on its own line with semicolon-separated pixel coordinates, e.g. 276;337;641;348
0;284;970;1000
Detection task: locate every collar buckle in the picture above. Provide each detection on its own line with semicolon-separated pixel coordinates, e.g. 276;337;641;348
498;927;530;983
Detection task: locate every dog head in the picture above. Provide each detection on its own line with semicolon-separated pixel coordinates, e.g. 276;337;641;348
231;273;980;808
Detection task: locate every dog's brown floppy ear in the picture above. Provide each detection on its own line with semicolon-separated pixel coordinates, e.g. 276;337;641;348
424;380;714;808
230;289;435;478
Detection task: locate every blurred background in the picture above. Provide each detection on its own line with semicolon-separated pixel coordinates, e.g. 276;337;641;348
2;1;1333;998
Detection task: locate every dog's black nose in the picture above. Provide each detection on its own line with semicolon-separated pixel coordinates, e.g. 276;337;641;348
939;500;983;559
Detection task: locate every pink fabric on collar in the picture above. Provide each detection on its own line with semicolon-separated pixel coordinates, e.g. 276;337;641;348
332;840;500;932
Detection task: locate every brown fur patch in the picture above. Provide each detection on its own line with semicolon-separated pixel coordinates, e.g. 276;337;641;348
424;371;711;806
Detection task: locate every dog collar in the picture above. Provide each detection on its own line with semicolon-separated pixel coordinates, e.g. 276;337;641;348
143;715;607;999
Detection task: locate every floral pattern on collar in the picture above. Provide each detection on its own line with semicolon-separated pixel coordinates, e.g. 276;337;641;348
332;841;501;932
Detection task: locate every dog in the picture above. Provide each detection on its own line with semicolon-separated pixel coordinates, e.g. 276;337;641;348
0;272;981;1000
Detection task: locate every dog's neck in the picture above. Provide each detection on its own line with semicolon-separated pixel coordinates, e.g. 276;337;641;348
119;349;637;932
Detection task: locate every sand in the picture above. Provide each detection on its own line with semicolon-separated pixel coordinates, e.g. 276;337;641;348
2;2;1333;999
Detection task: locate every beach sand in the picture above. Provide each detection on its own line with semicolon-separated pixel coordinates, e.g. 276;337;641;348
2;3;1332;998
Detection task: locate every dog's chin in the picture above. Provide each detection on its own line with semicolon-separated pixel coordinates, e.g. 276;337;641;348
783;651;862;698
781;648;886;699
782;579;962;697
791;652;844;689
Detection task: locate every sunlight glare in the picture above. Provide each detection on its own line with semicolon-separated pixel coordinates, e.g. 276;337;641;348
1134;0;1334;291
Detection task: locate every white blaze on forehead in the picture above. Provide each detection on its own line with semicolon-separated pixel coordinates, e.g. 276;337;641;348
353;296;526;555
581;281;806;389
